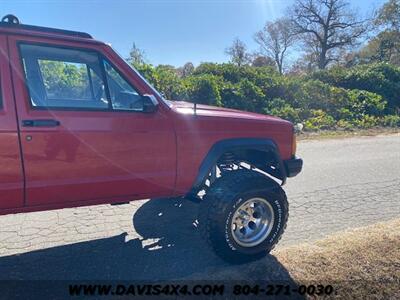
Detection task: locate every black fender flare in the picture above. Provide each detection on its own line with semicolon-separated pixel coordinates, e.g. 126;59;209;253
190;138;287;195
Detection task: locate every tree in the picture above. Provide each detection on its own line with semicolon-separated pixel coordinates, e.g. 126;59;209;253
288;52;318;74
251;55;276;68
357;31;400;65
290;0;367;69
178;62;195;77
225;38;252;66
127;42;146;66
254;18;297;74
360;0;400;65
374;0;400;31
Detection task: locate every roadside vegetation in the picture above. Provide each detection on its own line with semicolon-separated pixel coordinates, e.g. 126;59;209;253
128;0;400;132
297;127;400;140
135;62;400;131
277;218;400;299
189;218;400;299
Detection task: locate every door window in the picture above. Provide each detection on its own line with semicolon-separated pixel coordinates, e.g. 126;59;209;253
19;43;145;112
20;44;109;110
103;60;143;111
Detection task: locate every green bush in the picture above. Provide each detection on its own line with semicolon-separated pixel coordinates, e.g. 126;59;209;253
134;63;158;85
311;63;400;111
278;79;355;120
264;98;301;123
378;115;400;127
304;110;336;130
183;74;222;106
346;90;387;119
301;81;350;119
154;65;184;99
132;60;398;131
352;115;379;129
220;81;263;112
134;63;184;99
336;119;355;130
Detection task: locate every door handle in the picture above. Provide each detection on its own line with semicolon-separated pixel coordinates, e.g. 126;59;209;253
22;119;61;127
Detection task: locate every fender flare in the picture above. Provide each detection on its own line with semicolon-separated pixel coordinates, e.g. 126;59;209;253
190;138;287;195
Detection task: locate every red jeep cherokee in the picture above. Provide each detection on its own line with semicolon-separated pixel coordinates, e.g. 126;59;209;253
0;15;302;262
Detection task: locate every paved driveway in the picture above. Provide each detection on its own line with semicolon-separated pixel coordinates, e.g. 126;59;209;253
0;134;399;280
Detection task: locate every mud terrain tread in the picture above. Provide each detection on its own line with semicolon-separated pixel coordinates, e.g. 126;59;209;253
198;169;288;262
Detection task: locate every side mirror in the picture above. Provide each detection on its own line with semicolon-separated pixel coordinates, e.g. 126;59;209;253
142;94;159;113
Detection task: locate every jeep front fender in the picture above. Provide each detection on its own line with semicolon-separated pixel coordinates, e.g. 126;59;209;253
190;138;288;195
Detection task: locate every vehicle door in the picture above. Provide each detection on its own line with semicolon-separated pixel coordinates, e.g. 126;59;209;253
0;34;24;210
8;35;176;206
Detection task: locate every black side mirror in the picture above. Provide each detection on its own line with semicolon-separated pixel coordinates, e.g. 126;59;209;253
142;94;159;113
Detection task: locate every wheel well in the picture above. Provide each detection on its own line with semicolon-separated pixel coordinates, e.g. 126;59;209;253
189;138;287;196
217;149;283;180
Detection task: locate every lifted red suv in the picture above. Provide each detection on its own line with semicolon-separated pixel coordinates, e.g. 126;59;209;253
0;15;302;262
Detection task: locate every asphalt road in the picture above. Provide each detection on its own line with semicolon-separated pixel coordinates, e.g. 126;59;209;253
0;134;399;281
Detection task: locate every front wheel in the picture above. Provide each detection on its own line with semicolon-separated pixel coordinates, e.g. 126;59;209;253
198;169;288;263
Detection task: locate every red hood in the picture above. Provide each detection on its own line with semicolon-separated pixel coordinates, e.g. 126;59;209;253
170;100;289;124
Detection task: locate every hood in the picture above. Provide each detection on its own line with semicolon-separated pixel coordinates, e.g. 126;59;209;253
169;100;289;124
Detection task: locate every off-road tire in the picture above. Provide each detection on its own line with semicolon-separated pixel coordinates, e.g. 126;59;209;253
198;169;288;263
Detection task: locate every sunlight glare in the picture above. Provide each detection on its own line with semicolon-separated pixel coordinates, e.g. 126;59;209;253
257;0;277;20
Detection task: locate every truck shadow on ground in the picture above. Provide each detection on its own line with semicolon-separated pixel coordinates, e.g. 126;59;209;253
0;197;299;286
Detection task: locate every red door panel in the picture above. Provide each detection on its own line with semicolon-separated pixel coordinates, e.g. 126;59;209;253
0;34;24;209
8;35;176;207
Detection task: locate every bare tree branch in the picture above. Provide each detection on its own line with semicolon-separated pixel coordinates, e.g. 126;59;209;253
225;38;252;66
254;18;297;74
290;0;368;69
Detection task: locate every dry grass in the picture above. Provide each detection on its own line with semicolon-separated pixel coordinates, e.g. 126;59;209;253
297;127;400;141
188;219;400;299
275;218;400;299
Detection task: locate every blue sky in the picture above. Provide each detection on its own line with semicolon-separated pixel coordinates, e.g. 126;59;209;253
1;0;387;66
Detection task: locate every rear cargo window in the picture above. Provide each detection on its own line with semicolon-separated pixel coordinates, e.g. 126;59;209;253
19;44;109;110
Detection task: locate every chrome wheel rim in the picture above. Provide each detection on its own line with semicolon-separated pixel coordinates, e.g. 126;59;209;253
231;197;275;247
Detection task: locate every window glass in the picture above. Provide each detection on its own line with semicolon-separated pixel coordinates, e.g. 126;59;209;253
20;44;108;109
103;60;143;111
